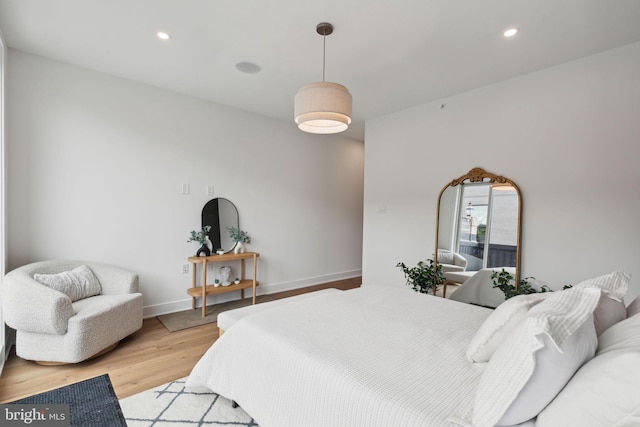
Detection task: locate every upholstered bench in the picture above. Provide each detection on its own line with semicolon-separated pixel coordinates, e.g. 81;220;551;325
217;288;341;336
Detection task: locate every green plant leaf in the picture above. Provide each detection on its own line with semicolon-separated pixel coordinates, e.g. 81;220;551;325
396;259;444;295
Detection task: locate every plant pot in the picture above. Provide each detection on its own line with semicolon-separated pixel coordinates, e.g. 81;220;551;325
233;242;245;254
196;244;211;257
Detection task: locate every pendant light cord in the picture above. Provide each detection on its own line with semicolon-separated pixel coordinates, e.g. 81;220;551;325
322;33;326;82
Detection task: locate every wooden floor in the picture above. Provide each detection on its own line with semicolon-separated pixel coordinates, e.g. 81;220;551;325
0;277;361;403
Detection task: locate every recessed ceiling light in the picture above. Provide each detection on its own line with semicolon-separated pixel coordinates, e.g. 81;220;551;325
504;27;519;38
235;62;261;74
156;31;171;40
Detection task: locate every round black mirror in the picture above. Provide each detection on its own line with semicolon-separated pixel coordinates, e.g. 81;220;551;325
201;198;239;253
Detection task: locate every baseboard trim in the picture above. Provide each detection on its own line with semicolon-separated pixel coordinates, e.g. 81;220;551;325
257;270;362;295
143;270;362;318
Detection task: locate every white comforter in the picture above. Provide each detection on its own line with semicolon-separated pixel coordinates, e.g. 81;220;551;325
187;285;492;427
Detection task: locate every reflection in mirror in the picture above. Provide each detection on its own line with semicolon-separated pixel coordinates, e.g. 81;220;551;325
436;168;522;287
201;198;239;253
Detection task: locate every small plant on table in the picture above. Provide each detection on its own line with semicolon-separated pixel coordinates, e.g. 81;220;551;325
187;225;212;245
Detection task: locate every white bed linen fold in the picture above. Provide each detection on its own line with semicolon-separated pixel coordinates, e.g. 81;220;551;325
187;285;492;427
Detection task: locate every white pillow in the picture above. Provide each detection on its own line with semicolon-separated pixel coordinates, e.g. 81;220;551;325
592;292;626;336
596;307;640;355
536;312;640;427
471;286;601;427
467;271;629;363
437;251;454;264
626;295;640;318
574;270;630;302
573;271;630;335
466;292;553;362
34;265;102;302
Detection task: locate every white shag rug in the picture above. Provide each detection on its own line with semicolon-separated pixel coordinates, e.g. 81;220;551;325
119;377;259;426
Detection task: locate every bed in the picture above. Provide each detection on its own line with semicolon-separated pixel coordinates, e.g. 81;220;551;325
187;272;640;427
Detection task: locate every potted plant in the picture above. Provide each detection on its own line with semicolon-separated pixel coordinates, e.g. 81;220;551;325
396;259;445;295
187;225;212;256
491;268;551;300
234;277;241;285
227;226;251;254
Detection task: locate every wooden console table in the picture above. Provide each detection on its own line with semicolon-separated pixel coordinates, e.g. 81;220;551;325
187;251;260;317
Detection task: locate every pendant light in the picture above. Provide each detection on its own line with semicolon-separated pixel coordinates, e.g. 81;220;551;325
294;23;352;134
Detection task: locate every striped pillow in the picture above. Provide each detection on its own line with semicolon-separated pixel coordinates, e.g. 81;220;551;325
472;286;601;427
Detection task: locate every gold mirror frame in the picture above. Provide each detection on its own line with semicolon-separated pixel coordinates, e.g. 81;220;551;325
435;167;522;294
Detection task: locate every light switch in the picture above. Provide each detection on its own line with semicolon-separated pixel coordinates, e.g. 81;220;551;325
181;184;190;195
206;185;214;196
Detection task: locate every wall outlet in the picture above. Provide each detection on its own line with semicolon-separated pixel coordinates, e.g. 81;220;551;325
181;264;189;274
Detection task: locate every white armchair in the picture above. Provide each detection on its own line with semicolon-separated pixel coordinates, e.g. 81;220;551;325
1;260;143;364
437;250;468;273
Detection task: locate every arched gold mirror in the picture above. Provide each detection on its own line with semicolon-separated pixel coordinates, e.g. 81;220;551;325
435;168;522;296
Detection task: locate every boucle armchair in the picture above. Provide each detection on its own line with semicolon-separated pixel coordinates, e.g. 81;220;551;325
437;250;468;273
1;260;143;364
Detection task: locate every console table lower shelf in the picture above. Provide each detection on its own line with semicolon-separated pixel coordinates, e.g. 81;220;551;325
186;281;260;316
187;251;260;317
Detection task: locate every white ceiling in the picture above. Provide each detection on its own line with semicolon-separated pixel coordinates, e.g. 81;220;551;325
1;0;640;141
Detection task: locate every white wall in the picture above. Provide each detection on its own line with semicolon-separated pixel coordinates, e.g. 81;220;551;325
363;42;640;303
6;50;364;316
0;29;6;373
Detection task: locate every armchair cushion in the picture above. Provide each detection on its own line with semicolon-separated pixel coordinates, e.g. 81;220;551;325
437;251;454;264
34;265;102;302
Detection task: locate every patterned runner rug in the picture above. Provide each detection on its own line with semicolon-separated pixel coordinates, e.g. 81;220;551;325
120;377;259;426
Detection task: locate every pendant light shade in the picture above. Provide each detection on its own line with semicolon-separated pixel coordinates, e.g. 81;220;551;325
295;82;352;134
294;23;352;134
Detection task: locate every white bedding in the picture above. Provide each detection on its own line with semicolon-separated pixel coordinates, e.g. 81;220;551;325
187;285;492;426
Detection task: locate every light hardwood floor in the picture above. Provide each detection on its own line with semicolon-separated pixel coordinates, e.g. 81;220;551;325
0;278;361;403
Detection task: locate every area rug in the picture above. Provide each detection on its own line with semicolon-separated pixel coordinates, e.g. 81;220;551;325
157;294;282;332
6;374;127;427
119;377;259;426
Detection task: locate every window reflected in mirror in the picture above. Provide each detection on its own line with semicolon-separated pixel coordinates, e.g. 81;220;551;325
436;168;522;285
455;183;518;271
